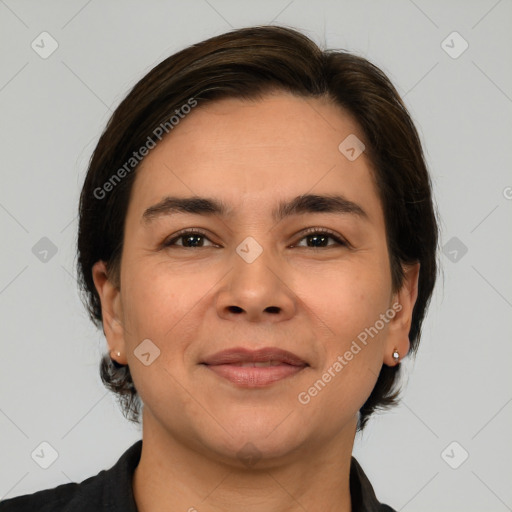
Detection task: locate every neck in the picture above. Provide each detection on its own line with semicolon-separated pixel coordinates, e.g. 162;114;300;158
133;410;356;512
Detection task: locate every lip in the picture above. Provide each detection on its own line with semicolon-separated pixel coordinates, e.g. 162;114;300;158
201;347;309;388
201;347;308;367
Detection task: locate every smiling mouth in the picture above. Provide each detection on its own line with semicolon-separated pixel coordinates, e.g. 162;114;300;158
200;346;309;387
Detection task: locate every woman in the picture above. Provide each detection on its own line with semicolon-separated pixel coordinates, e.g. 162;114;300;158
0;25;439;512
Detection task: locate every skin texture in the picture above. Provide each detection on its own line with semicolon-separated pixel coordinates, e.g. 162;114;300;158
92;92;420;512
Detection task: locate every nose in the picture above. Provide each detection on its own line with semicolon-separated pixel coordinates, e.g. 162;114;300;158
215;242;297;323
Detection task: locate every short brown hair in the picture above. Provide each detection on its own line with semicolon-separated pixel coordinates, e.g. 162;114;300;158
77;25;440;430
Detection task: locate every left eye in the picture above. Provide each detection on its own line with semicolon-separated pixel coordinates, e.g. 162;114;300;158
163;229;346;249
292;229;346;248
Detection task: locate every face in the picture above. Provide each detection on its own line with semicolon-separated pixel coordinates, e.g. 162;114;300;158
93;92;419;466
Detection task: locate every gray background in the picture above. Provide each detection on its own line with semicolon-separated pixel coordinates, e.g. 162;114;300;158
1;1;511;510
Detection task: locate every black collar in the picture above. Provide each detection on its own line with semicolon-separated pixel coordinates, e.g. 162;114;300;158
2;440;393;511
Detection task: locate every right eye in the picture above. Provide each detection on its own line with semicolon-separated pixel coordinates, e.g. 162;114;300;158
162;229;217;248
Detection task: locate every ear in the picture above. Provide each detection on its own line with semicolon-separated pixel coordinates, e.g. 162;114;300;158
383;262;420;367
91;260;128;365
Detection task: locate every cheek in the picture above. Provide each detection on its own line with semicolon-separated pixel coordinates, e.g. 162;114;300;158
121;258;203;334
294;260;391;346
292;259;391;413
118;263;198;406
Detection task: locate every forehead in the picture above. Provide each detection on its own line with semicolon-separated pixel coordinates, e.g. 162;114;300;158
127;92;383;227
159;93;365;166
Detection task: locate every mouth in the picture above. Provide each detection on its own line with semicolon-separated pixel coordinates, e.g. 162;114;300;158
200;347;309;388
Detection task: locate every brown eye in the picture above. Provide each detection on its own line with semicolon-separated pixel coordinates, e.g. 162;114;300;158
163;230;216;248
293;228;347;248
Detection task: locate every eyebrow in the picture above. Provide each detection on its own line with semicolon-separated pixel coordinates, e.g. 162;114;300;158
142;194;369;224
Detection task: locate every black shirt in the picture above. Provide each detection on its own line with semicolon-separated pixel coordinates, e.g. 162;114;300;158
0;440;395;511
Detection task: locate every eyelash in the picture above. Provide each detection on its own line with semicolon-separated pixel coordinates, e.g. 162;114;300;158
162;227;348;249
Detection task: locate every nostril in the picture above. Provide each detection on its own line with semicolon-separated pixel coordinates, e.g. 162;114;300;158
227;305;243;313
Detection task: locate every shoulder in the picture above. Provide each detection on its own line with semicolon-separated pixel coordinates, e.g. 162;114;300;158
0;440;142;512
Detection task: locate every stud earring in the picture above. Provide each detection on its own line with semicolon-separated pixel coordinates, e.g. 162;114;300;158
110;350;125;369
392;348;400;365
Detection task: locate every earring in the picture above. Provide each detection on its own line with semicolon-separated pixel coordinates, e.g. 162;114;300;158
110;350;125;369
392;348;400;365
